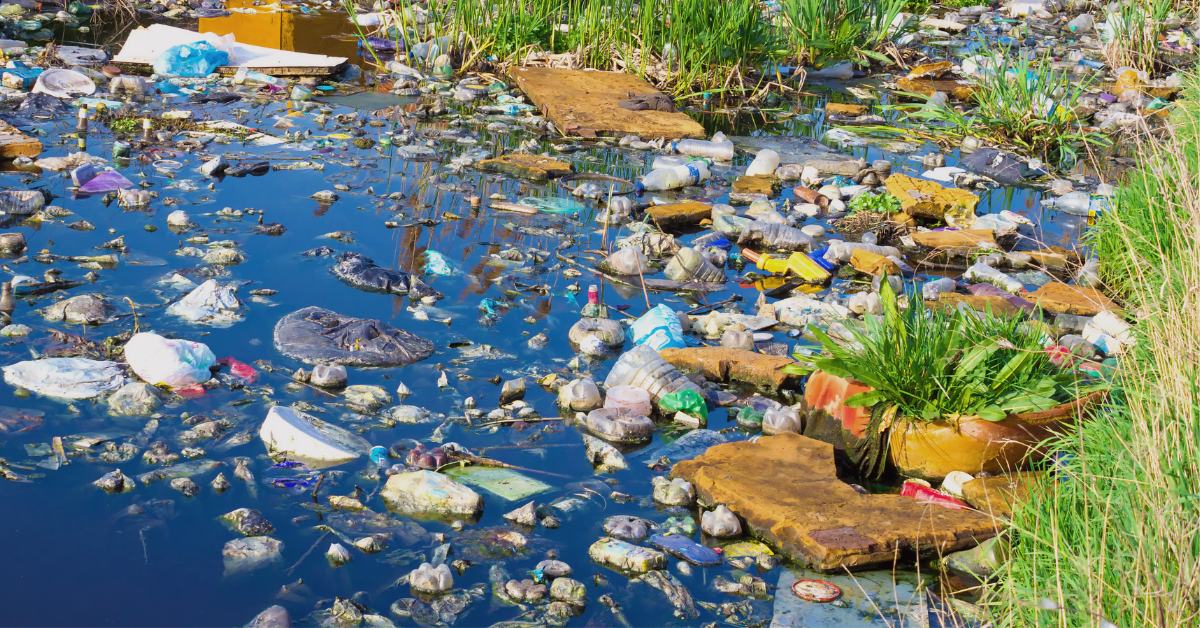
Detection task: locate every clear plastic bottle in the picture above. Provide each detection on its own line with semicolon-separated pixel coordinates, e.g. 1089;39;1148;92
638;161;711;192
558;378;603;411
672;139;735;161
1066;13;1094;32
234;67;287;89
410;35;453;62
721;329;755;351
651;155;711;171
744;148;780;176
762;405;801;434
964;262;1023;293
1042;191;1106;217
822;241;902;263
586;407;654;443
604;345;702;403
664;247;725;283
922;277;957;301
737;221;814;252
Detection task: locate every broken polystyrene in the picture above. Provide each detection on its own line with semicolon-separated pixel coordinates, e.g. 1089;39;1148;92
409;562;454;593
701;505;742;538
166;279;244;326
258;405;371;468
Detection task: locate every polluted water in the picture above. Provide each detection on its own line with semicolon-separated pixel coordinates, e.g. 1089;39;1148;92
0;0;1166;625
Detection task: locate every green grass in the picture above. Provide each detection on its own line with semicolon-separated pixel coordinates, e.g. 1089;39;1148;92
991;77;1200;627
775;0;916;70
809;281;1105;422
1103;0;1173;75
356;0;920;96
901;46;1110;166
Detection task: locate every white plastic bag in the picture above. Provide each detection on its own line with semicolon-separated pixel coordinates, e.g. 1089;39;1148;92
2;358;125;399
124;332;215;388
167;279;243;326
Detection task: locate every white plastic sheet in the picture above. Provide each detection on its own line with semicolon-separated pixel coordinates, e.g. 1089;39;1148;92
124;332;215;388
3;358;125;399
167;279;244;326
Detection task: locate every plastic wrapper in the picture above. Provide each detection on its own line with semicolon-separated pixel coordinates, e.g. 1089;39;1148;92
124;332;215;388
273;306;434;367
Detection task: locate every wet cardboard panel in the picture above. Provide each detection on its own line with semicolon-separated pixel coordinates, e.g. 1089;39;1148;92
672;432;997;572
511;67;705;139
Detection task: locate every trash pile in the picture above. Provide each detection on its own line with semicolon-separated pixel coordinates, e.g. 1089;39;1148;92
0;0;1171;625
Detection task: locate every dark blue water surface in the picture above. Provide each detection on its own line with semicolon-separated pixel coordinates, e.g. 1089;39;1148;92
0;10;1099;628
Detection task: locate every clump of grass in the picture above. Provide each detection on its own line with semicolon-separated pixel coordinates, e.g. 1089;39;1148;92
1103;0;1173;75
990;78;1200;627
903;46;1110;166
810;281;1105;422
776;0;916;70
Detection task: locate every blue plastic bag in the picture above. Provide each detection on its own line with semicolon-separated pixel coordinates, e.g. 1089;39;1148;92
153;41;229;78
630;304;685;351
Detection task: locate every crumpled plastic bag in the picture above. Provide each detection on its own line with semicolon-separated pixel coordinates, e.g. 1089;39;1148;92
34;151;107;172
659;389;708;420
629;304;685;350
153;41;230;78
124;332;215;388
166;279;244;326
78;171;135;194
273;306;434;367
3;358;125;399
423;250;453;276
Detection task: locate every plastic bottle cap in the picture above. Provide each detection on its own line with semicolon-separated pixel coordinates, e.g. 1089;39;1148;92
633;183;645;196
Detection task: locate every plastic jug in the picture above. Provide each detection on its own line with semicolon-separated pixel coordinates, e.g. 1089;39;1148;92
586;407;655;443
822;241;902;263
558;378;603;411
606;247;649;275
603;385;653;416
744;149;780;176
762;405;801;434
721;329;755;351
664;247;725;283
604;345;703;403
700;505;741;537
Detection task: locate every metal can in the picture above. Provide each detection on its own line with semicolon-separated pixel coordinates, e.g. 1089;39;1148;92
113;141;131;158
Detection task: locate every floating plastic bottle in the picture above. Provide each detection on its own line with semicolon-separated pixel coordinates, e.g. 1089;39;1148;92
922;277;957;301
1041;191;1106;218
604;345;703;403
1082;310;1134;356
1065;13;1093;32
712;212;750;236
586;407;654;443
822;241;902;264
672;138;735;161
637;161;710;193
234;67;287;89
606;247;649;275
664;247;725;283
603;385;653;416
744;149;780;177
410;35;452;62
964;262;1023;294
700;505;742;537
737;221;814;252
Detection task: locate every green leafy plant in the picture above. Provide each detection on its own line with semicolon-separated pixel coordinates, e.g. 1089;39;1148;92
898;44;1110;166
847;192;902;214
809;281;1106;422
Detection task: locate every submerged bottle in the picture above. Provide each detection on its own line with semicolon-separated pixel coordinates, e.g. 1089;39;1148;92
664;247;725;283
637;161;711;193
1065;13;1093;32
737;221;814;252
0;281;13;315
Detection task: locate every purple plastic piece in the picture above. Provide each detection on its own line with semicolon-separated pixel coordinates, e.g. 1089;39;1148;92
967;283;1036;313
1098;93;1117;103
78;171;135;193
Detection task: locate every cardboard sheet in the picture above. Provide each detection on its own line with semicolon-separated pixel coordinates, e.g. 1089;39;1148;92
112;24;347;76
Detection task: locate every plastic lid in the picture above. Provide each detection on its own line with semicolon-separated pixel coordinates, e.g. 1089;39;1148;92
32;68;96;99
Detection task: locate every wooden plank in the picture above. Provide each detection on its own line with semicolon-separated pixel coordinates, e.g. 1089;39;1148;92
511;67;705;139
0;120;41;160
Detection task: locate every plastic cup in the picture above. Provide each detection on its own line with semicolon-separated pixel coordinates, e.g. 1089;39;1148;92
604;385;653;416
